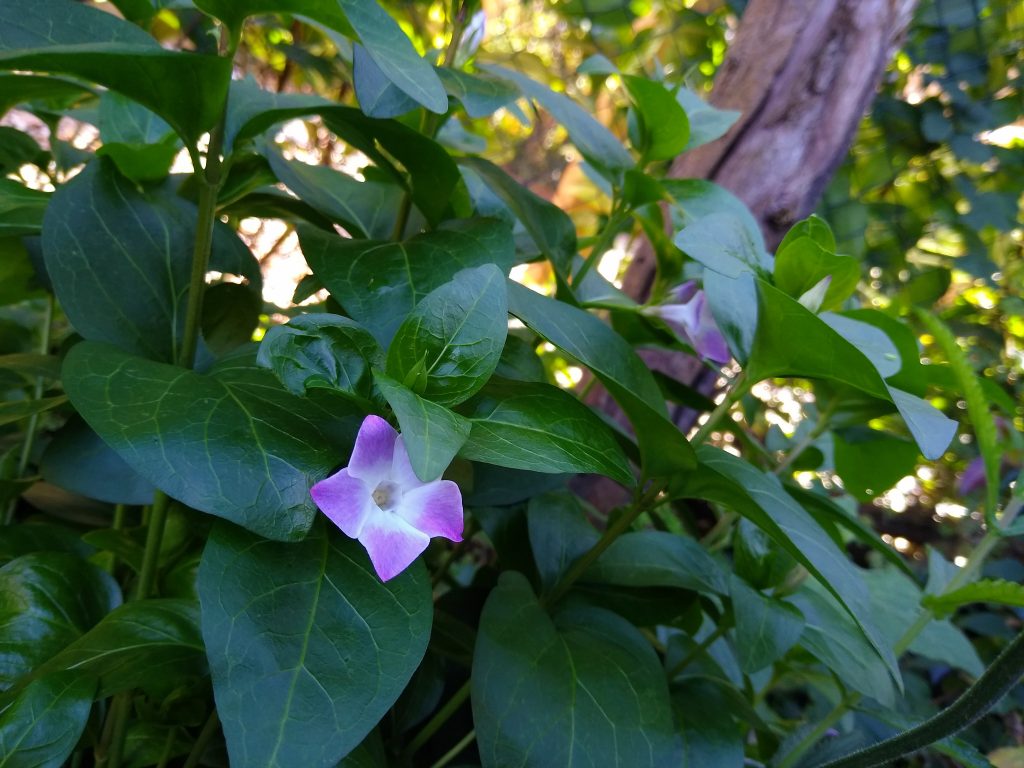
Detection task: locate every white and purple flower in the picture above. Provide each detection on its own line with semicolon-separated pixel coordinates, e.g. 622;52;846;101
645;280;730;364
311;415;464;581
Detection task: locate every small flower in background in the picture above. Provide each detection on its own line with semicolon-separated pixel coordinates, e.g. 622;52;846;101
644;280;731;364
311;415;464;581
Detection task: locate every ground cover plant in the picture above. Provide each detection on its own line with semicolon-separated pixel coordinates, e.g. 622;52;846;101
0;0;1022;766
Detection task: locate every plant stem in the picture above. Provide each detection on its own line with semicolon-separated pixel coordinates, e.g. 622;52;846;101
773;399;837;476
104;693;132;768
181;710;220;768
134;492;171;600
404;679;471;759
692;371;748;445
430;729;476;768
572;207;627;287
668;625;727;678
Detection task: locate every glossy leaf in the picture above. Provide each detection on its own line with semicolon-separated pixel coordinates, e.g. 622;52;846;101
386;264;507;407
63;341;354;541
0;74;94;115
833;428;919;500
773;236;860;312
352;43;418;118
526;491;599;590
583;530;728;596
673;679;744;767
507;280;696;477
472;572;680;767
674;212;772;278
674;87;740;150
0;672;94;768
437;69;519;118
0;552;120;689
374;372;471;482
622;75;690;162
459;379;633;485
0;0;230;144
300;218;515;345
198;520;432;768
730;575;804;673
223;77;331;153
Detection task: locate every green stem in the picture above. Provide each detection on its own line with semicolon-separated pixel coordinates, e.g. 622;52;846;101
181;710;220;768
773;399;837;476
430;729;476;768
692;371;749;445
668;625;727;678
104;693;132;768
134;492;171;600
403;679;471;759
572;207;628;286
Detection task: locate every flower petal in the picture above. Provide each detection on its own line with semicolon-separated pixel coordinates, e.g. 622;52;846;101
358;512;430;581
348;415;398;486
310;468;372;539
398;480;464;542
693;294;731;363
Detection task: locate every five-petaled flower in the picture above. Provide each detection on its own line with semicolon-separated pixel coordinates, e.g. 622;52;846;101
311;415;464;581
644;280;730;364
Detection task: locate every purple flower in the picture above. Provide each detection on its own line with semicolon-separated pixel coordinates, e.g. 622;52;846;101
311;415;464;581
646;281;730;363
957;456;987;497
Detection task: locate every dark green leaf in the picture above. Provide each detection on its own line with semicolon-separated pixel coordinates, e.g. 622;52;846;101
821;312;901;379
200;282;262;356
622;76;689;162
674;212;771;277
301;218;514;345
773;236;860;312
96;90;179;182
0;181;49;239
0;524;93;567
198;520;432;768
673;679;744;767
353;43;417;118
63;341;354;541
437;69;519;119
0;0;231;145
0;128;44;176
730;575;804;673
223;76;331;153
833;428;919;500
386;264;507;406
922;579;1024;618
459;379;633;484
0;396;66;427
374;372;470;482
662;179;763;255
0;672;94;768
507;281;696;477
473;572;680;767
0;74;94;116
583;530;728;595
0;354;60;383
674;87;739;150
0;552;120;689
732;517;798;589
526;491;599;590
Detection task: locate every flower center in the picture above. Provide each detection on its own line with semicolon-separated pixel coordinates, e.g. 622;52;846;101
371;481;402;512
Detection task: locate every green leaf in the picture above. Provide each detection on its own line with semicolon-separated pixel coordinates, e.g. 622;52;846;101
63;341;354;541
437;69;519;119
0;0;231;145
42;160;259;363
0;181;48;238
732;517;798;589
40;417;156;506
662;179;764;255
0;525;93;567
622;76;690;162
96;90;180;182
27;599;206;700
674;447;900;689
459;379;633;485
0;128;45;176
0;354;60;383
301;218;515;345
0;552;120;689
352;43;417;118
507;281;696;477
674;87;740;150
458;157;577;276
526;491;599;590
264;148;402;239
0;672;94;768
821;312;901;379
0;396;66;427
773;236;860;312
198;520;432;768
0;74;94;116
673;679;744;767
923;579;1024;617
833;428;920;500
583;530;728;596
472;572;680;767
483;65;633;172
373;372;470;482
200;282;262;356
258;314;383;404
730;575;804;673
223;76;331;153
0;239;44;307
674;212;771;277
386;264;508;407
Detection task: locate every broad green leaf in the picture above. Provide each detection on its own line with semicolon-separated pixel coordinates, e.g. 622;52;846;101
507;281;696;477
459;379;633;485
732;517;798;589
483;65;633;172
198;520;432;768
223;77;331;153
436;69;519;118
730;575;804;673
494;333;546;382
674;87;740;150
473;572;680;767
264;148;402;239
0;525;93;567
352;43;418;118
458;157;577;276
374;372;470;482
674;446;900;688
833;428;919;500
821;312;902;379
778;213;836;253
63;341;355;541
27;599;205;700
0;239;44;307
773;236;860;312
42;160;259;363
583;530;728;596
622;76;690;162
0;128;44;176
301;218;514;345
0;396;66;427
843;308;927;395
662;179;764;256
0;552;120;689
0;181;48;238
526;491;599;590
923;579;1024;617
863;568;984;677
0;672;94;768
673;679;744;767
0;74;94;116
0;0;230;145
96;90;180;182
200;282;262;356
674;212;771;277
258;314;383;404
748;280;957;460
40;418;156;506
386;264;508;406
